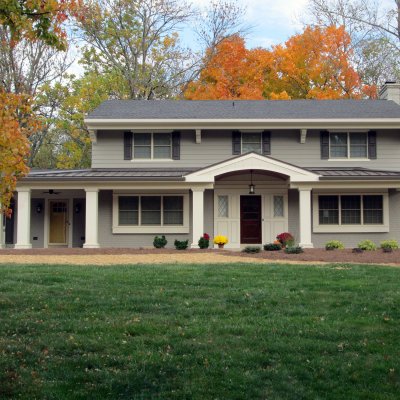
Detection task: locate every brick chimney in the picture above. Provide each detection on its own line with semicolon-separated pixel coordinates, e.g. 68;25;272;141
379;81;400;104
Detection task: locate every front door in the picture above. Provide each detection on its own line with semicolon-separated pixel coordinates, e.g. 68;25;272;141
240;196;262;244
49;200;68;246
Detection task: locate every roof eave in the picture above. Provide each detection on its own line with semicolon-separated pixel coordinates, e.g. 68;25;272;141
84;118;400;131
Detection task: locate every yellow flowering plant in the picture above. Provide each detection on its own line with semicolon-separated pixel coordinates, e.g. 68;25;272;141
213;235;228;245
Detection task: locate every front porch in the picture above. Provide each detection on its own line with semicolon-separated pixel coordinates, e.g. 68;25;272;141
3;153;400;250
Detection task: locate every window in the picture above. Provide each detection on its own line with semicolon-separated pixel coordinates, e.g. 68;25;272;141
133;133;171;159
218;196;229;218
118;196;138;225
318;195;384;226
273;196;284;217
242;133;262;154
114;194;188;233
330;132;368;159
232;131;270;156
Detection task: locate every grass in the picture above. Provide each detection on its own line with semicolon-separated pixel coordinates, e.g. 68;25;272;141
0;262;399;399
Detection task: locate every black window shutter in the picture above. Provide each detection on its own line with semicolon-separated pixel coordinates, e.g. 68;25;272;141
172;131;181;160
232;131;241;155
124;131;133;160
368;131;377;159
320;131;329;159
262;131;271;155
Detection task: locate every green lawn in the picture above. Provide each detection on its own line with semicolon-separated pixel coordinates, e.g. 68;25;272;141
0;263;399;399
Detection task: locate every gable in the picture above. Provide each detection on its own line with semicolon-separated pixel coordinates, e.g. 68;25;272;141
184;152;320;183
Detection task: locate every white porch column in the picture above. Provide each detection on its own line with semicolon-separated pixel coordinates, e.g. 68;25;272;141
15;188;32;249
191;188;205;248
0;207;4;249
298;188;314;248
83;189;100;248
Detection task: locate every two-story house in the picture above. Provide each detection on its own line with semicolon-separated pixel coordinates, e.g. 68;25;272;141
2;82;400;249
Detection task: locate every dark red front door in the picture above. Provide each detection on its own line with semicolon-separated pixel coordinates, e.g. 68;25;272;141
240;196;262;244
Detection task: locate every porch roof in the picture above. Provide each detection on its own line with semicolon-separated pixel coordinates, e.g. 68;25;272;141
23;166;400;182
308;167;400;180
24;168;197;181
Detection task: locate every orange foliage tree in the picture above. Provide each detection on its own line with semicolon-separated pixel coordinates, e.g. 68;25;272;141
268;25;375;99
184;26;376;100
0;90;38;214
184;35;271;100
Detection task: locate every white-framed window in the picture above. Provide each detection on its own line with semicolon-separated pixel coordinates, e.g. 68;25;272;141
113;193;189;234
313;192;389;233
133;132;172;159
242;132;262;154
329;132;368;159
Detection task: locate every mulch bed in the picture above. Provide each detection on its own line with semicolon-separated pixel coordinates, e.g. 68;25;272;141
1;247;399;264
234;248;400;264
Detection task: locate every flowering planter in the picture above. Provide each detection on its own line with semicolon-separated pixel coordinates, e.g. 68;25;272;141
218;244;224;249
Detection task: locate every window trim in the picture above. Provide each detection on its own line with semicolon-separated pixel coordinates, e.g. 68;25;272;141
112;192;189;233
132;132;172;161
313;191;389;233
329;132;369;160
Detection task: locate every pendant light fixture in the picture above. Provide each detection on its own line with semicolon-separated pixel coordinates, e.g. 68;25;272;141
249;169;255;194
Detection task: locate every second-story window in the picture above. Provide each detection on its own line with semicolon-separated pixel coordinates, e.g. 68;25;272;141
134;133;172;159
330;132;368;159
242;133;262;154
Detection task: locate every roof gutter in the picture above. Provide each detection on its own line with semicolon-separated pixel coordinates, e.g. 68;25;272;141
84;118;400;131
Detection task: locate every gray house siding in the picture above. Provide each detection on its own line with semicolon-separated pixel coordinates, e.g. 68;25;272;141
92;129;400;170
72;199;86;248
288;189;300;242
30;198;45;248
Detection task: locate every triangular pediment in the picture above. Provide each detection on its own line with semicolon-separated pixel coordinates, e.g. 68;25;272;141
185;152;320;183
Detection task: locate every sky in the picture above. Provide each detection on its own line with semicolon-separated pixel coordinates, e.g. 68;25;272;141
69;0;310;76
187;0;310;49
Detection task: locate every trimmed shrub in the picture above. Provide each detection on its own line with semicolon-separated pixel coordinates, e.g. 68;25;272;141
357;240;377;251
153;235;167;248
264;243;282;251
242;246;261;254
284;246;304;254
174;239;189;250
380;239;399;250
325;240;345;250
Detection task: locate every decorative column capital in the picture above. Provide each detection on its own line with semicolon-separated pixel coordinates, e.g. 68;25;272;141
16;187;31;193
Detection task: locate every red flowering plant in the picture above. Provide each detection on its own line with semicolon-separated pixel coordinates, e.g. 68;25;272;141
198;233;210;249
276;232;294;247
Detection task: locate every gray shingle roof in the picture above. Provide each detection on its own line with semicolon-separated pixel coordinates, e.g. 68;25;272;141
86;99;400;120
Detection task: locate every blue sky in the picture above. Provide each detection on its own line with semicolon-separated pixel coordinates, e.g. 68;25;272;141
188;0;309;49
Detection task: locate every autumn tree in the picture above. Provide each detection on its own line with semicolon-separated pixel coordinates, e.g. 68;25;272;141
0;0;79;213
75;0;195;100
184;35;271;100
0;0;81;49
195;1;248;52
305;0;400;86
184;26;370;100
0;91;37;213
268;25;373;99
